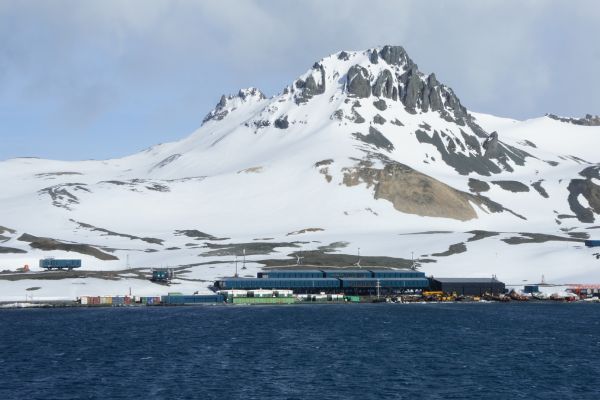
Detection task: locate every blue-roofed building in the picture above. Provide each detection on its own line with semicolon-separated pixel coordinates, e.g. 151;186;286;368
257;270;324;279
322;269;372;278
214;267;430;294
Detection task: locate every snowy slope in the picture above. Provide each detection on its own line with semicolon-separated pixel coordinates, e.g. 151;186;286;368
1;46;599;300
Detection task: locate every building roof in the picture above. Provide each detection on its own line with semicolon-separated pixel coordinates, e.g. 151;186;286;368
340;277;428;281
432;278;503;284
262;269;324;274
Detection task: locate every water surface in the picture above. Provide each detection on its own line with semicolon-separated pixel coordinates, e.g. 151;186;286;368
1;303;599;399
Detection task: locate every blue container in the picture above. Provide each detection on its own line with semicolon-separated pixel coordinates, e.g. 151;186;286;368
39;259;82;270
111;296;125;305
162;294;224;305
523;285;539;294
585;240;600;247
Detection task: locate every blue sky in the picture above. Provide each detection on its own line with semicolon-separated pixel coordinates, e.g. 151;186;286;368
1;0;599;161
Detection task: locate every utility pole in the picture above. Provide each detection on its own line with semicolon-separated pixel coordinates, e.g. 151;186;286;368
234;255;238;278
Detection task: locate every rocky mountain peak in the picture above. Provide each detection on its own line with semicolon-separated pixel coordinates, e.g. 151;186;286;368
285;45;481;131
203;87;266;124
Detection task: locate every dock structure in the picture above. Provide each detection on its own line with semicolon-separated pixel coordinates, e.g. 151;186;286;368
214;268;429;295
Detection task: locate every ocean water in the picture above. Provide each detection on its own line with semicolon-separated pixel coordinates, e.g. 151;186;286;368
1;303;599;399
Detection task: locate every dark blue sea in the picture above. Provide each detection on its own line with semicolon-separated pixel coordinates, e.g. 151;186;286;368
1;303;599;399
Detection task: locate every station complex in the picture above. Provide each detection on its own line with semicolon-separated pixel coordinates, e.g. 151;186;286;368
213;268;506;296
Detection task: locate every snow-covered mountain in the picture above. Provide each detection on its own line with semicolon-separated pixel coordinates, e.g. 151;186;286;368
1;45;599;299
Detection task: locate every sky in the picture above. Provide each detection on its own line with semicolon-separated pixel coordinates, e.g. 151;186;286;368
0;0;599;161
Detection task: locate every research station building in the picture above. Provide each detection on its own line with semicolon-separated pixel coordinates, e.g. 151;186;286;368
429;277;505;296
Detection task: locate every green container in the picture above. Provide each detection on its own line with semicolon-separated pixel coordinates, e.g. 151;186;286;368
345;296;361;303
232;297;296;305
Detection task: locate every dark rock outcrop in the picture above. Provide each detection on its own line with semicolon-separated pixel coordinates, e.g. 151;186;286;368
567;175;600;223
352;127;394;151
369;49;379;64
491;180;530;193
346;65;371;98
547;113;600;126
373;99;387;111
372;70;394;99
468;178;490;193
274;115;289;129
295;64;326;104
203;88;266;124
379;45;413;67
531;180;549;198
338;51;350;61
17;233;118;260
373;114;386;125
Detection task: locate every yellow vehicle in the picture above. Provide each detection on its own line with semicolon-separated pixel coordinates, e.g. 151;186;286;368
422;291;444;297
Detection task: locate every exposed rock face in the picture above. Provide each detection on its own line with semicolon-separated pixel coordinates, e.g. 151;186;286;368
416;129;530;176
369;49;379;64
483;132;500;157
342;160;480;221
352;127;394;151
568;168;600;222
373;99;387;111
17;233;118;260
346;65;371;98
547;113;600;126
379;45;413;67
531;180;549;198
295;63;326;104
491;180;530;193
203;88;266;124
372;70;394;99
468;178;490;193
398;66;423;112
373;114;386;125
274;115;289;129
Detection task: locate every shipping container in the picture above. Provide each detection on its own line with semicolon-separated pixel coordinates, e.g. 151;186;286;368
523;285;539;294
585;240;600;247
112;297;125;306
231;297;295;305
39;258;82;270
247;289;274;298
161;294;224;305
